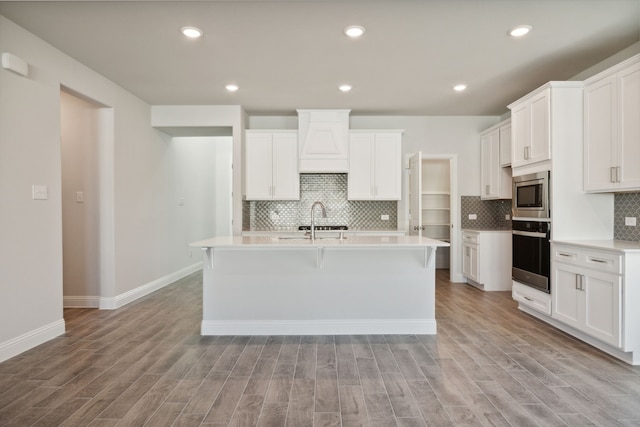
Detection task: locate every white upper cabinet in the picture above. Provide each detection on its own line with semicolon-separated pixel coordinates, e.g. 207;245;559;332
509;89;551;168
348;131;402;200
297;109;350;173
584;55;640;192
245;130;299;200
480;120;511;200
499;121;512;167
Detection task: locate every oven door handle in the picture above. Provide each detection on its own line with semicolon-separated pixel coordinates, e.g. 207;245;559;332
512;230;547;238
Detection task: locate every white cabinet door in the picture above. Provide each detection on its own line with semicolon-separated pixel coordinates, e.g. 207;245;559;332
510;103;529;168
584;59;640;192
245;131;299;200
499;122;512;167
528;90;551;165
481;122;511;200
348;132;401;200
584;74;617;192
583;269;621;347
462;241;478;282
374;133;402;200
510;89;550;168
617;62;640;191
348;133;374;199
552;262;582;330
245;132;274;200
480;129;500;199
272;133;299;200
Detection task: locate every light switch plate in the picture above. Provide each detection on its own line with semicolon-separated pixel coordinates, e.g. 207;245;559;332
468;214;477;220
76;191;84;203
381;214;389;220
32;185;48;200
625;217;637;226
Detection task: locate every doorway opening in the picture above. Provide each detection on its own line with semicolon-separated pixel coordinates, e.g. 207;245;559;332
60;89;112;308
408;153;459;279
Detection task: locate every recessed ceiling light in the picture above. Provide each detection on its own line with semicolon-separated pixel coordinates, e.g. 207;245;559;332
225;84;239;92
509;25;532;37
453;84;467;92
338;84;352;92
181;26;203;38
344;26;365;38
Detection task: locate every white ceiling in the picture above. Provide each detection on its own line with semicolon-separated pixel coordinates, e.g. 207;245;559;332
1;0;639;116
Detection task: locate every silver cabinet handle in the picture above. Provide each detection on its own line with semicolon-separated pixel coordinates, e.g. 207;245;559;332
558;252;572;257
575;274;581;290
524;296;534;302
616;166;621;183
524;147;529;160
590;258;607;264
610;167;616;183
485;184;490;195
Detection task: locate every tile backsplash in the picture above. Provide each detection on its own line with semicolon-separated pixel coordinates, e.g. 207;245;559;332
615;192;640;241
243;174;398;230
461;196;512;230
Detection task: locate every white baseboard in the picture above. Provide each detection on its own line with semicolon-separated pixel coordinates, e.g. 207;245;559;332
63;295;100;308
0;319;65;363
100;262;202;310
201;319;437;336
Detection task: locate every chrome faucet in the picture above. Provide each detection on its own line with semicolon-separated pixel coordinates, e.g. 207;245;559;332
310;201;327;243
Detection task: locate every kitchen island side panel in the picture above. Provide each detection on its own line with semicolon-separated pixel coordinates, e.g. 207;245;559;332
201;247;437;335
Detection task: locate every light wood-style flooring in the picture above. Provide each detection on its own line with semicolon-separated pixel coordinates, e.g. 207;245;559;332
1;270;640;426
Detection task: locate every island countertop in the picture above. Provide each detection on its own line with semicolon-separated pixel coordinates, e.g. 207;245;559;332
191;234;449;249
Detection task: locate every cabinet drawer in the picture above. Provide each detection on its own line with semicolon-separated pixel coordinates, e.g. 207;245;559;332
462;232;479;244
553;246;580;265
513;281;551;316
553;244;622;275
582;251;622;275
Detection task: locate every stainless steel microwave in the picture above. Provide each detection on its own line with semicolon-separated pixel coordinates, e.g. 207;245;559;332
512;171;550;219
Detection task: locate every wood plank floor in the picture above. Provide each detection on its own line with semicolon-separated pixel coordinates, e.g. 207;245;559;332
1;270;640;426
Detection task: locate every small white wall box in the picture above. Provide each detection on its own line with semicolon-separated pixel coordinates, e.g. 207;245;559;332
1;52;29;77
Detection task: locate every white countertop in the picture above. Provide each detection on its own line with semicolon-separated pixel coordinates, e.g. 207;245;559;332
552;239;640;253
462;229;512;233
242;229;406;236
191;235;449;249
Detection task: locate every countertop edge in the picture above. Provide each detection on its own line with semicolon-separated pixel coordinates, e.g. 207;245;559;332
551;239;640;253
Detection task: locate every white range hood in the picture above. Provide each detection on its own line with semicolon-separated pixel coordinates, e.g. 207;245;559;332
297;109;350;173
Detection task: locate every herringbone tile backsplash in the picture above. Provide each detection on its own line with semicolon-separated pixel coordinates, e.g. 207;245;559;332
243;174;398;230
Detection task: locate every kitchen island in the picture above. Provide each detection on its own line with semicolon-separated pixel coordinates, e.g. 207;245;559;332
190;235;449;336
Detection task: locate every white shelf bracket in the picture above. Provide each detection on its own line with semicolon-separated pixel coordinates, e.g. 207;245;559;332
202;247;214;269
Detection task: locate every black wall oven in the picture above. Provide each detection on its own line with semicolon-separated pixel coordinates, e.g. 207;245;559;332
512;220;551;293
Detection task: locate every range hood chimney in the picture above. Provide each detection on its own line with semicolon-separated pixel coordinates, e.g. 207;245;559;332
297;109;351;173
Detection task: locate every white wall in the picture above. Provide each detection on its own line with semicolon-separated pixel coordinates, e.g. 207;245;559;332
61;90;101;306
0;16;221;361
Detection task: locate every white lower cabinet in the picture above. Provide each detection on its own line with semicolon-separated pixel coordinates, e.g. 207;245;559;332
549;242;640;365
552;258;621;347
462;230;511;291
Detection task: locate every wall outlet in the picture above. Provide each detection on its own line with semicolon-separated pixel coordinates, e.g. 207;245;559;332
381;214;389;220
505;214;510;220
625;216;637;226
468;214;477;220
76;191;84;203
32;185;48;200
